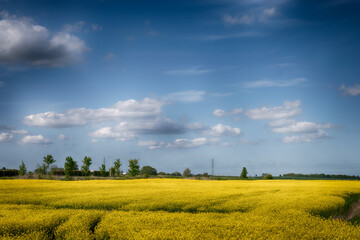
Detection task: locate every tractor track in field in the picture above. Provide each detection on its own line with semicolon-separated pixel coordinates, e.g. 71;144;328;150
344;199;360;221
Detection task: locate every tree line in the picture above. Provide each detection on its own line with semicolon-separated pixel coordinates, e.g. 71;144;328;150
0;155;209;180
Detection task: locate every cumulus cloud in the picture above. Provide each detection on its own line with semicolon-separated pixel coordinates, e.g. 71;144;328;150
138;137;220;149
203;124;241;136
11;129;28;135
57;134;71;140
272;121;335;134
244;77;307;88
340;84;360;96
164;66;213;75
267;118;296;127
19;135;52;145
245;100;301;120
165;90;206;103
0;11;88;67
0;132;13;142
89;118;185;141
283;130;330;143
24;98;165;128
213;108;243;117
137;140;166;149
187;123;240;137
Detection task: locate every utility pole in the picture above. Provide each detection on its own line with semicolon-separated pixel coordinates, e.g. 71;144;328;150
211;158;214;176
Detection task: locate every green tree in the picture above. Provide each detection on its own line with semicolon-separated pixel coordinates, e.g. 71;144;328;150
100;161;107;177
64;156;77;179
19;161;27;175
128;159;140;176
81;156;92;176
113;158;122;177
43;154;56;174
140;165;157;176
183;168;192;177
240;167;248;179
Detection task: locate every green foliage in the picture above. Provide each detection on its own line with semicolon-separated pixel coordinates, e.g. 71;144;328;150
113;158;122;177
183;168;192;177
203;172;209;177
128;159;140;176
264;174;273;179
99;162;107;177
43;154;56;174
19;161;27;175
172;171;182;176
81;156;92;176
109;167;115;177
240;167;248;179
140;165;157;176
35;163;47;175
64;156;77;179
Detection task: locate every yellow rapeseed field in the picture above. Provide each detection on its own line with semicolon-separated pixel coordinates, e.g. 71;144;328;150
0;179;360;239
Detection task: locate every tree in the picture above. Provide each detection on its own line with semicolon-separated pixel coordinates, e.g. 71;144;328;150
19;161;27;175
240;167;248;179
64;156;77;179
81;156;92;176
100;161;107;177
140;165;157;176
43;154;56;174
171;171;182;176
128;159;140;176
35;163;47;175
183;168;192;177
263;173;273;179
113;158;122;177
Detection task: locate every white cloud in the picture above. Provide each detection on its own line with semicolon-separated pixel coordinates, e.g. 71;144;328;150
187;123;240;137
89;126;136;141
245;100;301;120
165;90;206;103
223;14;255;25
340;84;360;96
138;137;220;149
167;137;219;149
11;129;28;135
164;66;213;75
213;108;243;117
91;139;98;143
19;135;51;145
283;130;330;143
137;140;166;149
57;134;71;140
24;98;165;128
0;132;13;142
0;11;88;67
223;7;277;25
244;78;307;88
267;118;296;127
272;121;335;134
259;7;277;22
89;118;185;141
203;124;241;137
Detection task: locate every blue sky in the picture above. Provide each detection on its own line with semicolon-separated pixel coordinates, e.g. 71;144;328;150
1;0;360;176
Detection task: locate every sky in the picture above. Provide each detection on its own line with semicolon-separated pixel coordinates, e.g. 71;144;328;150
1;0;360;176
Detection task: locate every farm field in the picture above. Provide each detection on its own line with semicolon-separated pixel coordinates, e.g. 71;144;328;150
1;179;360;239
